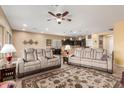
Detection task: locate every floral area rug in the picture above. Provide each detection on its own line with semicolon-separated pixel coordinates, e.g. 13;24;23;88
22;65;121;88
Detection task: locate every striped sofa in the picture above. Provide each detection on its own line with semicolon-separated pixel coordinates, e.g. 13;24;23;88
69;48;113;73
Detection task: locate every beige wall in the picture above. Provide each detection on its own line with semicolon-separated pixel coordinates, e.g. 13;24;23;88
13;30;65;57
0;6;12;59
114;21;124;67
86;31;113;49
0;6;12;43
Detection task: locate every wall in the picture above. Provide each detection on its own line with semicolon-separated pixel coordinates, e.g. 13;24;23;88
85;31;113;50
0;6;12;43
114;21;124;67
12;30;65;57
0;6;12;59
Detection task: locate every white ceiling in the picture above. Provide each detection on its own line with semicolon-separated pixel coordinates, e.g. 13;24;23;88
2;5;124;36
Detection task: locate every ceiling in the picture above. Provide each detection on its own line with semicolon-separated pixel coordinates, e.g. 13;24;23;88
2;5;124;36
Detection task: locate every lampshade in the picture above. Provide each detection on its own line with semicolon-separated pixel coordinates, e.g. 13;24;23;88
56;18;62;23
65;45;71;50
0;44;16;53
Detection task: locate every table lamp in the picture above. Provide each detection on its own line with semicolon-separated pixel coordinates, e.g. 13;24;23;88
65;45;71;55
0;44;16;64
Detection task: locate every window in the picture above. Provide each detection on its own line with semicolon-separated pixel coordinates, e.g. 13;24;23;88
0;25;4;59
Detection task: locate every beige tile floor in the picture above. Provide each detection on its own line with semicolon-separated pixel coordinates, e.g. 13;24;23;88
113;64;124;78
15;63;124;88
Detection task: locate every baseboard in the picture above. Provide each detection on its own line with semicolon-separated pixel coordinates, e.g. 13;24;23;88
114;63;124;68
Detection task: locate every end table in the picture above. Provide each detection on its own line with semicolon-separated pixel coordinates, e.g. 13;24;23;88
0;64;16;82
63;57;69;64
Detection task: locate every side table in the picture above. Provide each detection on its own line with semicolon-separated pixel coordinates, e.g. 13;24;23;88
0;64;16;82
63;57;69;64
121;71;124;86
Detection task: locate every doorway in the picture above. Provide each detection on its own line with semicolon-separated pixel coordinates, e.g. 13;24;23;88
106;35;114;54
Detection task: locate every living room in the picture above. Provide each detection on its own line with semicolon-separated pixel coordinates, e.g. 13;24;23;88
0;4;124;89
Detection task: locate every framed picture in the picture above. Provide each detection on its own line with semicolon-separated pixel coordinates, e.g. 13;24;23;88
46;39;52;46
88;35;92;39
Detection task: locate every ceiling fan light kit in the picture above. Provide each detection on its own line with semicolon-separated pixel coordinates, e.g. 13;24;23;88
56;18;62;24
48;11;72;24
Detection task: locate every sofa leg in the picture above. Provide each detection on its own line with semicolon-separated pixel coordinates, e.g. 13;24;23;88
108;70;113;74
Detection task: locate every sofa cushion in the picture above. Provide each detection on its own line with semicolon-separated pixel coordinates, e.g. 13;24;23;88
92;59;107;64
36;49;46;59
82;48;92;59
24;60;40;67
70;56;80;61
24;48;36;62
80;49;84;58
42;49;46;57
81;58;92;61
93;48;104;60
46;49;53;58
36;49;43;58
74;48;82;57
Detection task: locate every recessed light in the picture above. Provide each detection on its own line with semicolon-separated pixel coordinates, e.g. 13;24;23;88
70;38;73;40
23;24;28;27
22;28;25;31
79;37;82;40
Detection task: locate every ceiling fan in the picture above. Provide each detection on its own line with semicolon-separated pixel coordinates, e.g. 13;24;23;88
47;11;72;24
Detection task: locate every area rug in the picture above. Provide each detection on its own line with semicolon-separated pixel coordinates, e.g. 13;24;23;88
22;65;121;88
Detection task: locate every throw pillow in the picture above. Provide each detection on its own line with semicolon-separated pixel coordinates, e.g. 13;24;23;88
101;54;108;61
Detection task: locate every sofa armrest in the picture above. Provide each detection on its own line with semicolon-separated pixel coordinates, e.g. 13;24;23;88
68;54;74;57
17;58;24;74
53;55;61;65
53;55;60;58
68;55;74;61
107;56;113;73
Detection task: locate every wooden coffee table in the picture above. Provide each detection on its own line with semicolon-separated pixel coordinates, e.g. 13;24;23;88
0;64;16;82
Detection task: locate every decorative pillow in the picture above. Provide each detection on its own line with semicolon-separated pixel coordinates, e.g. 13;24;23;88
101;54;108;61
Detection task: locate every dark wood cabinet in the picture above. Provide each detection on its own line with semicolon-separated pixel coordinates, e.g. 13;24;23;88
52;48;61;55
62;39;86;47
0;64;16;82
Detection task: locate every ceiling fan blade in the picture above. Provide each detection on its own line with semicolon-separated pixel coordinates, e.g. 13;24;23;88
67;18;72;21
48;11;56;17
47;19;51;21
62;18;65;20
62;11;69;17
